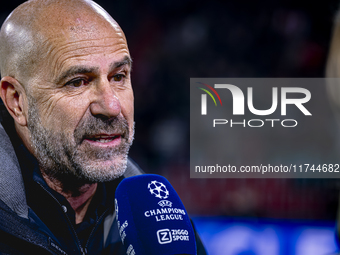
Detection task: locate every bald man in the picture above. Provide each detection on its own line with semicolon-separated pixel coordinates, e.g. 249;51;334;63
0;0;206;254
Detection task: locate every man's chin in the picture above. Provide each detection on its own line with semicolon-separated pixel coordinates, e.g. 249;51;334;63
74;156;128;183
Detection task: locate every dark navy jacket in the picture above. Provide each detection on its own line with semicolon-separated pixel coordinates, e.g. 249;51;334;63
0;117;206;255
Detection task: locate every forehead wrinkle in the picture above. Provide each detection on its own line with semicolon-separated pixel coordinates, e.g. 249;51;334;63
51;43;129;81
46;36;128;67
54;40;127;58
46;35;126;49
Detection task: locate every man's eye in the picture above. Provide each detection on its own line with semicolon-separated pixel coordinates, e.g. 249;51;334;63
66;79;88;87
113;74;125;82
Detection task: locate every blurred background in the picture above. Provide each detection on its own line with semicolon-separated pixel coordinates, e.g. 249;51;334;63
1;0;340;254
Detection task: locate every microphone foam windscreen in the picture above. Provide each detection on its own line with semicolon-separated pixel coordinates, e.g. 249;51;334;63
115;174;197;255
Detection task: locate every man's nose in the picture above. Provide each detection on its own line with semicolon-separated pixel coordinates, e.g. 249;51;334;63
89;79;121;119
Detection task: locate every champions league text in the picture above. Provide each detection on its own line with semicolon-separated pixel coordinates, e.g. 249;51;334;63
144;207;186;222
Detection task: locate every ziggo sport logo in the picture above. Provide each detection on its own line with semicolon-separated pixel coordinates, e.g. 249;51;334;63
198;82;312;128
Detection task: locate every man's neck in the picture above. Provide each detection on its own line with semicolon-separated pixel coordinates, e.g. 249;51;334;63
42;172;98;224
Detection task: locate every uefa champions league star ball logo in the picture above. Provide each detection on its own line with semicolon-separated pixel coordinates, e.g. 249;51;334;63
148;180;169;199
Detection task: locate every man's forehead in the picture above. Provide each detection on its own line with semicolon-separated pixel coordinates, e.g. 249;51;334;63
35;2;123;41
31;0;129;70
0;0;127;82
7;0;122;36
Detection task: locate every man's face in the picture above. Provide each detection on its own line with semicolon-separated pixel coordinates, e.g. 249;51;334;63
25;23;134;183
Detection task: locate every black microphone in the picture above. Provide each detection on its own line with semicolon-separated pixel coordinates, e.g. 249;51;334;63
115;174;197;255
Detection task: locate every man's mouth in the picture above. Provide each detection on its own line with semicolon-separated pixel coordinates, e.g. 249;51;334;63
84;134;122;145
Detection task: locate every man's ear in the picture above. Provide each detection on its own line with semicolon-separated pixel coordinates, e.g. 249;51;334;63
0;76;27;126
